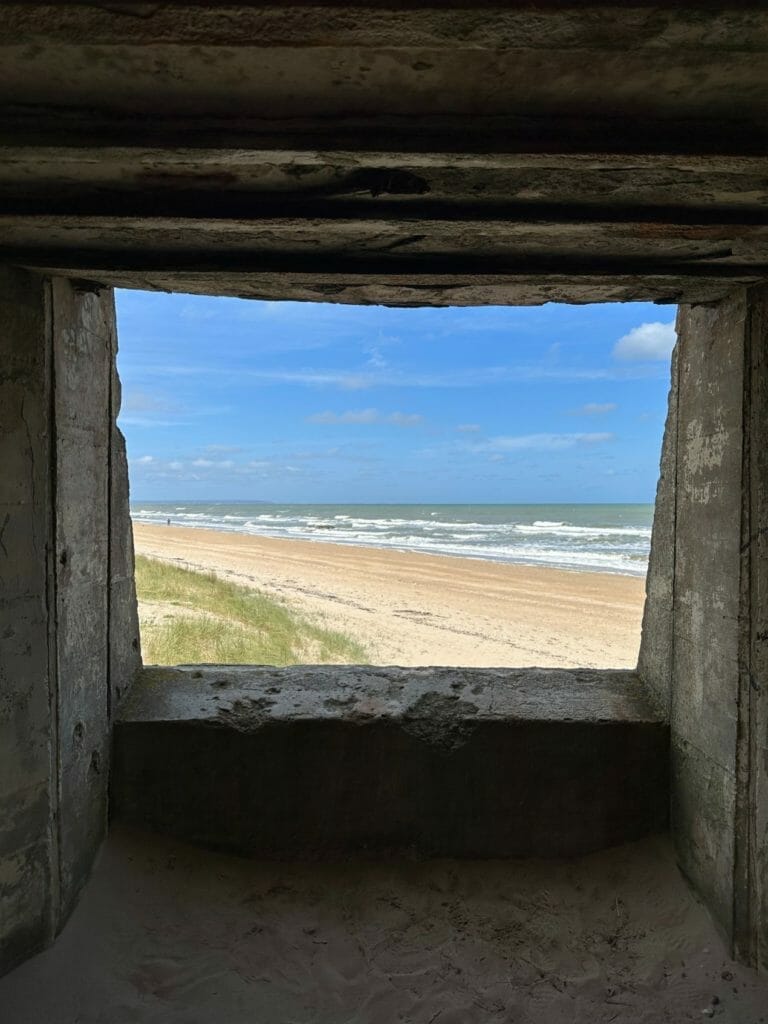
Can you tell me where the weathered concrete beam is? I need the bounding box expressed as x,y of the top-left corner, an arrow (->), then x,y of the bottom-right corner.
5,251 -> 764,279
112,666 -> 669,859
2,114 -> 767,159
5,258 -> 759,306
3,148 -> 767,188
2,218 -> 765,290
10,270 -> 744,306
4,198 -> 768,227
5,3 -> 768,50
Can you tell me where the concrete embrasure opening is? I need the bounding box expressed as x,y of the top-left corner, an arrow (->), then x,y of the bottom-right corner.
107,293 -> 677,868
117,293 -> 669,673
2,0 -> 768,995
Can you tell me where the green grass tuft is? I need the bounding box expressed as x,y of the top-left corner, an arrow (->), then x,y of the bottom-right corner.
135,555 -> 368,666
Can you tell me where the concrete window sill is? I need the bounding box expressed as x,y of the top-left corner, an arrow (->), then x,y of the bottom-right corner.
112,666 -> 669,859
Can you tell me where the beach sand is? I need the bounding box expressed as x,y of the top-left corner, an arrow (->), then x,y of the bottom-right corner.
133,523 -> 646,668
3,826 -> 766,1024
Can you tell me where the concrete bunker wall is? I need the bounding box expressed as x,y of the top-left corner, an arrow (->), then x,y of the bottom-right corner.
639,284 -> 768,973
1,266 -> 767,982
0,268 -> 140,976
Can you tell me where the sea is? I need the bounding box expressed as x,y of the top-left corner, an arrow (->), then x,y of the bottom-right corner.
131,503 -> 654,577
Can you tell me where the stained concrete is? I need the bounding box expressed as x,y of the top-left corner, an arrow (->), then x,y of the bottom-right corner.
1,0 -> 768,986
742,285 -> 768,974
638,285 -> 768,973
0,270 -> 140,977
0,267 -> 57,975
112,667 -> 668,860
1,4 -> 768,304
637,339 -> 678,720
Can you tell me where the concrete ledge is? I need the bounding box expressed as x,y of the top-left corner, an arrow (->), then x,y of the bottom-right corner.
112,666 -> 669,859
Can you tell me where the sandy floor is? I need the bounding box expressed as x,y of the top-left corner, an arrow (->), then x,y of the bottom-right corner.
1,828 -> 765,1023
133,523 -> 646,668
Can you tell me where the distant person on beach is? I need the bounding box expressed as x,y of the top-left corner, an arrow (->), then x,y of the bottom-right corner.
167,518 -> 170,526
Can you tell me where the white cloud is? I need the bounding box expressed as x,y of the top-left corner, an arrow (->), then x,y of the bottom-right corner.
308,408 -> 380,425
143,361 -> 667,390
120,414 -> 187,429
134,455 -> 154,464
203,444 -> 242,454
457,423 -> 481,433
120,392 -> 187,429
308,409 -> 423,427
179,302 -> 217,323
387,412 -> 424,428
366,346 -> 388,370
613,321 -> 676,361
122,391 -> 175,414
574,402 -> 618,416
191,458 -> 235,469
478,432 -> 614,453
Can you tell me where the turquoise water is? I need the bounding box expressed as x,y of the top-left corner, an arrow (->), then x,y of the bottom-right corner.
131,502 -> 654,576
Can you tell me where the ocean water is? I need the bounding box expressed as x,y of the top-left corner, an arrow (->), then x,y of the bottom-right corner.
131,503 -> 654,576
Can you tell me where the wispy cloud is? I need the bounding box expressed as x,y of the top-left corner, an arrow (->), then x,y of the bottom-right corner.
120,390 -> 185,428
203,444 -> 243,454
475,432 -> 614,453
308,409 -> 424,427
366,346 -> 388,370
123,391 -> 176,414
308,409 -> 380,425
139,362 -> 664,391
613,321 -> 676,361
456,423 -> 481,433
191,458 -> 235,469
120,416 -> 186,428
129,453 -> 310,482
388,412 -> 424,428
572,402 -> 618,416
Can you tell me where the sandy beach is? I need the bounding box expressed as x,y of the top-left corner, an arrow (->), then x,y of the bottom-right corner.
133,523 -> 646,668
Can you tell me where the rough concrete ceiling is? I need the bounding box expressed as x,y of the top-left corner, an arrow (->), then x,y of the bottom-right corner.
1,2 -> 767,305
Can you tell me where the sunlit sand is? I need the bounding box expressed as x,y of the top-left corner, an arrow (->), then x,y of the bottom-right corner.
133,523 -> 646,669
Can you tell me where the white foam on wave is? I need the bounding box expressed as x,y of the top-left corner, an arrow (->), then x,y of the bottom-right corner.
240,523 -> 648,575
131,506 -> 652,576
515,522 -> 651,538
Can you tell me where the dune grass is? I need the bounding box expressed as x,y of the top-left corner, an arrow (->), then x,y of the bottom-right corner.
135,555 -> 368,666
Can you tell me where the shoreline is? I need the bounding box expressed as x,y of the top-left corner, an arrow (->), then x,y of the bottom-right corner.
132,515 -> 648,579
133,522 -> 646,669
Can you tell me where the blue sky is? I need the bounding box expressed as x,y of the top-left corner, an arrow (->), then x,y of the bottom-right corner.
116,291 -> 675,504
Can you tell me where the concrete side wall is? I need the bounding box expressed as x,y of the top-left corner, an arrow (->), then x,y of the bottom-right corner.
672,294 -> 747,937
0,268 -> 56,974
0,270 -> 140,977
638,336 -> 679,718
109,355 -> 141,713
640,287 -> 768,973
51,281 -> 112,921
741,284 -> 768,973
